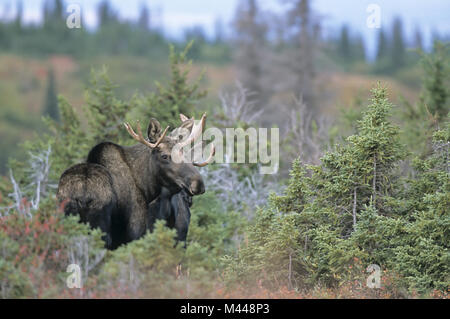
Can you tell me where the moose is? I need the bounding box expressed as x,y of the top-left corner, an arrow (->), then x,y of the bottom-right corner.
57,113 -> 214,249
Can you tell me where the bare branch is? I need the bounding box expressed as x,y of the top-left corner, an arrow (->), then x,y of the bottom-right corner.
218,81 -> 263,126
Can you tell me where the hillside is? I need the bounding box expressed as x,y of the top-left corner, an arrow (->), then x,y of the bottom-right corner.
0,54 -> 419,175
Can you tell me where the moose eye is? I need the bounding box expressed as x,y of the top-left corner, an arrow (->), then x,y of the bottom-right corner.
161,154 -> 169,160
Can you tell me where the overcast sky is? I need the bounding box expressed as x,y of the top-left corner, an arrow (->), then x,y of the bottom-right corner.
1,0 -> 449,58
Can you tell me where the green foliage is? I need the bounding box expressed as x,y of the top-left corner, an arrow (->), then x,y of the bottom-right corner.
269,159 -> 307,213
0,201 -> 105,298
9,41 -> 208,185
0,1 -> 231,63
399,41 -> 449,157
87,180 -> 243,296
419,42 -> 449,121
310,85 -> 405,230
42,68 -> 59,121
0,43 -> 243,298
392,122 -> 450,292
83,66 -> 132,145
8,95 -> 90,188
0,79 -> 43,174
375,29 -> 389,64
334,25 -> 366,70
100,215 -> 239,298
372,18 -> 425,79
391,17 -> 406,71
131,41 -> 208,127
222,208 -> 303,290
1,37 -> 448,298
104,221 -> 184,277
224,85 -> 449,295
188,191 -> 246,260
45,96 -> 89,178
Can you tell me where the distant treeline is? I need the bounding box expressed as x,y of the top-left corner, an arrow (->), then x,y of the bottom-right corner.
0,0 -> 447,71
0,0 -> 231,63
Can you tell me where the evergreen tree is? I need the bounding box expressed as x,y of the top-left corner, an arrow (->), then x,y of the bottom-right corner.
97,0 -> 117,27
420,41 -> 449,121
214,17 -> 225,44
233,0 -> 267,97
225,82 -> 448,294
353,35 -> 366,62
225,85 -> 407,289
391,17 -> 406,70
83,67 -> 131,145
286,0 -> 318,109
302,85 -> 405,230
43,0 -> 64,29
14,0 -> 23,30
338,25 -> 351,63
374,28 -> 391,74
376,28 -> 388,62
138,3 -> 150,30
132,42 -> 207,128
43,68 -> 59,122
44,96 -> 89,178
390,122 -> 449,292
414,27 -> 424,51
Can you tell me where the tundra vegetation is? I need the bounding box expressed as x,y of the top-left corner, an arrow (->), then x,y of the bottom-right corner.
0,41 -> 448,299
0,0 -> 449,299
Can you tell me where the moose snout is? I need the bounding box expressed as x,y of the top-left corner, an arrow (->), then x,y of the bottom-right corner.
189,178 -> 205,195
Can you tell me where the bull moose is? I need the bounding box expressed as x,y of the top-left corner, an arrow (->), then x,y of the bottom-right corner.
57,113 -> 214,249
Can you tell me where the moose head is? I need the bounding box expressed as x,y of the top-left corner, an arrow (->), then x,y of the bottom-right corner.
124,113 -> 215,197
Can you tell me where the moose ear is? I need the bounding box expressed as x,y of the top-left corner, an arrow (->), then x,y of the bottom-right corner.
179,118 -> 194,132
180,114 -> 189,122
169,117 -> 194,141
147,118 -> 162,143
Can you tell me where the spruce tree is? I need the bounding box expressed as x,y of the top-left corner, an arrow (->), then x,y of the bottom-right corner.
374,28 -> 391,74
305,84 -> 405,234
225,85 -> 407,289
391,17 -> 406,71
338,25 -> 351,64
354,35 -> 366,62
420,41 -> 449,121
233,0 -> 267,97
83,67 -> 131,145
43,68 -> 59,121
376,28 -> 388,62
131,42 -> 207,128
389,122 -> 449,292
414,28 -> 423,51
138,3 -> 150,31
400,41 -> 449,157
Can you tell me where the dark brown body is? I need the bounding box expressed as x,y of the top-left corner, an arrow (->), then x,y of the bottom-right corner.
148,188 -> 192,246
58,140 -> 204,249
57,116 -> 211,250
58,162 -> 117,248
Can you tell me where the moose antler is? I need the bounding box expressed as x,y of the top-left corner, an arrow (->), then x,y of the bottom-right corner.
124,120 -> 169,148
193,143 -> 215,167
177,113 -> 215,166
178,113 -> 207,148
